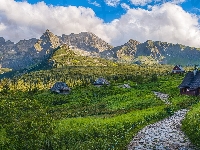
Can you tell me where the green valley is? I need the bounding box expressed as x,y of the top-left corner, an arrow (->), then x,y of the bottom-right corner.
0,46 -> 200,150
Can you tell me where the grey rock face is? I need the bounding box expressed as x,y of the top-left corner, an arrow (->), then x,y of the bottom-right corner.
0,29 -> 62,70
102,39 -> 200,65
60,32 -> 113,54
93,78 -> 110,86
0,37 -> 5,46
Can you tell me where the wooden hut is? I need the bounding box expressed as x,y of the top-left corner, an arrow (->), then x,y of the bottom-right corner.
50,82 -> 71,94
172,65 -> 185,74
178,70 -> 200,96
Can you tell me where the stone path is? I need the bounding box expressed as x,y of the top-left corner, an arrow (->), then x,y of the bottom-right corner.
128,109 -> 197,150
153,91 -> 171,105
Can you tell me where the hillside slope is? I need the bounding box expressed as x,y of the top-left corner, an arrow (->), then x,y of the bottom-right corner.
101,40 -> 200,65
50,44 -> 117,67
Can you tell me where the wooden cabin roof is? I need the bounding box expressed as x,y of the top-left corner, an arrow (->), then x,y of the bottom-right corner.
178,71 -> 200,89
172,65 -> 184,71
190,71 -> 200,89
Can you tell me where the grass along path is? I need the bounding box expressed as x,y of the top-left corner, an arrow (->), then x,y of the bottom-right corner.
52,106 -> 168,150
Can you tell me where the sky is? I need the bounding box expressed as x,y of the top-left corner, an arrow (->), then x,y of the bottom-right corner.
0,0 -> 200,47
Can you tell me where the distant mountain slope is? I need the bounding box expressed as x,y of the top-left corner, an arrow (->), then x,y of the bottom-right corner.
0,29 -> 61,70
0,30 -> 200,71
0,37 -> 38,69
101,39 -> 200,65
100,39 -> 140,62
0,44 -> 118,79
0,30 -> 114,70
135,40 -> 200,65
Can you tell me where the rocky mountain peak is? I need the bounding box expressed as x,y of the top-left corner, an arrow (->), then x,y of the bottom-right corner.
41,29 -> 60,46
42,29 -> 55,38
0,37 -> 5,46
125,39 -> 141,47
5,40 -> 14,45
60,32 -> 113,53
34,29 -> 60,52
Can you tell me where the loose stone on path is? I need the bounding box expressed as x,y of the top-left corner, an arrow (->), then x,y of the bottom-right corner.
128,109 -> 197,150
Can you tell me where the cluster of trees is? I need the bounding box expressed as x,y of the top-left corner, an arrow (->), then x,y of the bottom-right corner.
0,63 -> 175,92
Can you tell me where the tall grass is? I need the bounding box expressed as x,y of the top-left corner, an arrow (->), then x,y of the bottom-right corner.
182,102 -> 200,148
52,106 -> 168,150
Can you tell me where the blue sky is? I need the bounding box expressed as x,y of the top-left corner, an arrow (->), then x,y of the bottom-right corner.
0,0 -> 200,47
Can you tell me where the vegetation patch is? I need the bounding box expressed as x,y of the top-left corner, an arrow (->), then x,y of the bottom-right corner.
182,102 -> 200,149
53,106 -> 168,150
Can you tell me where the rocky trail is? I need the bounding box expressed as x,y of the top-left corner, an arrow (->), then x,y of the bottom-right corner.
128,109 -> 197,150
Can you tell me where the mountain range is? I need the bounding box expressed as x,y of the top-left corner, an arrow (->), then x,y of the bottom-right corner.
0,29 -> 200,71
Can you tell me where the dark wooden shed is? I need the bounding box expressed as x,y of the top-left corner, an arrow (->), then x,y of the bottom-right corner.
178,70 -> 200,96
172,65 -> 185,74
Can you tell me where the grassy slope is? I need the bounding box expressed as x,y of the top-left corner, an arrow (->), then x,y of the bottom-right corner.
1,81 -> 169,150
1,73 -> 200,150
50,46 -> 118,67
54,106 -> 168,150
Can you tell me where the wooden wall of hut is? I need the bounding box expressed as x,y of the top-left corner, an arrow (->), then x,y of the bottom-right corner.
180,88 -> 198,96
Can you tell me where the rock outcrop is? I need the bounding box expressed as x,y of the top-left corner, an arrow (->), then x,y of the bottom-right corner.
0,30 -> 61,70
60,32 -> 113,56
50,82 -> 71,94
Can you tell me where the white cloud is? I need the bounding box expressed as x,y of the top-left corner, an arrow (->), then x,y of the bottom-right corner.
147,5 -> 153,10
0,0 -> 109,42
0,0 -> 200,48
129,0 -> 186,6
121,3 -> 130,10
0,23 -> 7,31
88,0 -> 101,7
106,2 -> 200,47
170,0 -> 186,4
192,8 -> 200,13
104,0 -> 120,7
130,0 -> 153,6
